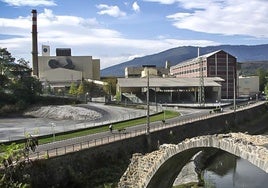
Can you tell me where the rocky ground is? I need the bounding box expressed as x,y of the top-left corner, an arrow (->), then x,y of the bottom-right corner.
24,105 -> 102,121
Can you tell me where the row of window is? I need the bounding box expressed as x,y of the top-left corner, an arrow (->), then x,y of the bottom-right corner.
172,59 -> 205,70
173,67 -> 207,75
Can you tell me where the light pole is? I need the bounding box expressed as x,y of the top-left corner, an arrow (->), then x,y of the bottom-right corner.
85,92 -> 89,103
50,122 -> 56,142
146,67 -> 150,135
164,102 -> 166,121
233,66 -> 236,112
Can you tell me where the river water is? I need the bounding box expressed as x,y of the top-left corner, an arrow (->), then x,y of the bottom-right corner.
203,152 -> 268,188
203,132 -> 268,188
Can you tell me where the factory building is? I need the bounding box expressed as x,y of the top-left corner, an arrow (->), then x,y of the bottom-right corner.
30,9 -> 100,92
238,75 -> 259,98
38,46 -> 100,89
117,66 -> 223,104
170,50 -> 237,99
125,61 -> 170,78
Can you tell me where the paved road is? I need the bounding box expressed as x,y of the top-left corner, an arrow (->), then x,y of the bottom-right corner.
0,103 -> 147,142
32,105 -> 211,157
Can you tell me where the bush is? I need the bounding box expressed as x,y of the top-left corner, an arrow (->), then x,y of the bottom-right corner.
0,104 -> 19,115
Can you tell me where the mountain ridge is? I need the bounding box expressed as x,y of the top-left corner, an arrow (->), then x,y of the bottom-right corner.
101,44 -> 268,77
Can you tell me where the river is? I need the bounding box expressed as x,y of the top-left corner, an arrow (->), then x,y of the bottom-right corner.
203,132 -> 268,188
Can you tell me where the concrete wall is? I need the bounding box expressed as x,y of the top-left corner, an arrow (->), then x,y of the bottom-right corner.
92,59 -> 100,80
38,56 -> 100,81
39,68 -> 82,83
24,103 -> 268,187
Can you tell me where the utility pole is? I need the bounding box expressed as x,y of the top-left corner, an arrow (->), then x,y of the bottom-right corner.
198,48 -> 205,106
146,67 -> 150,135
233,66 -> 236,112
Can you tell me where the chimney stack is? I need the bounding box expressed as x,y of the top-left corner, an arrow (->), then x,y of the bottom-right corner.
32,9 -> 38,76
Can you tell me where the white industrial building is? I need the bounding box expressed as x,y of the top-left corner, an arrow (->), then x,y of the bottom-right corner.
238,76 -> 259,98
38,45 -> 100,89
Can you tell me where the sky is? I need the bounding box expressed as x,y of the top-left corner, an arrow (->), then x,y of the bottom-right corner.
0,0 -> 268,69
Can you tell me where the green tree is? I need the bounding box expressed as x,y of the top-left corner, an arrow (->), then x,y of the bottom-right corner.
0,141 -> 37,188
10,76 -> 42,104
256,68 -> 268,92
83,81 -> 94,93
102,77 -> 117,95
0,48 -> 43,114
77,82 -> 85,95
69,82 -> 77,96
0,74 -> 9,90
265,83 -> 268,97
0,48 -> 15,76
16,58 -> 30,68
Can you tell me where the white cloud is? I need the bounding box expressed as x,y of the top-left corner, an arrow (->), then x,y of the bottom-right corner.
164,0 -> 268,38
143,0 -> 179,4
144,0 -> 268,38
97,4 -> 126,17
132,1 -> 140,12
1,0 -> 56,6
0,8 -> 218,69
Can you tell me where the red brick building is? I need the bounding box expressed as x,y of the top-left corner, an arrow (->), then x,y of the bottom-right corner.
170,50 -> 237,99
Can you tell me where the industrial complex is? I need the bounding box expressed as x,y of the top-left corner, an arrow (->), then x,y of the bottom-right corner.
29,9 -> 259,104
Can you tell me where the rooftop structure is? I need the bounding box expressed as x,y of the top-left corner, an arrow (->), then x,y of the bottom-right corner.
125,61 -> 170,78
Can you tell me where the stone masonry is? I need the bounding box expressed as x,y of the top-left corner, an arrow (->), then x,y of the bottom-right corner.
118,133 -> 268,188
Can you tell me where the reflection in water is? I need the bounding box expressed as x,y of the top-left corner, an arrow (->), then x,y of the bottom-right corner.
203,152 -> 268,188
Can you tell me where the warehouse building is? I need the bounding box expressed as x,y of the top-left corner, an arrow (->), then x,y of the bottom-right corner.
170,50 -> 237,99
117,66 -> 224,104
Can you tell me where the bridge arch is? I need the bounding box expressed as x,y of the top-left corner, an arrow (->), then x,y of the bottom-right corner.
118,133 -> 268,188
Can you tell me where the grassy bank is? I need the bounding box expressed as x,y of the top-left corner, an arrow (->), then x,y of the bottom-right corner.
38,110 -> 179,144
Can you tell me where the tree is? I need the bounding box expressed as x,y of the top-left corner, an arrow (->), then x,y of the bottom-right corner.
0,74 -> 9,89
0,48 -> 15,76
265,83 -> 268,97
101,77 -> 117,95
0,141 -> 36,187
256,68 -> 268,92
69,82 -> 77,96
16,58 -> 30,68
0,48 -> 42,113
77,82 -> 85,96
10,76 -> 42,104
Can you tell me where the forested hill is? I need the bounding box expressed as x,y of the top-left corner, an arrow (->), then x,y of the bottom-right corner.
101,44 -> 268,77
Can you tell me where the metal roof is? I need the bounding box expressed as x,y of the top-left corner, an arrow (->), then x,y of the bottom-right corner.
117,77 -> 223,88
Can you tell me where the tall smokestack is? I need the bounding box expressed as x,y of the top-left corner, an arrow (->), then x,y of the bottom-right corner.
31,9 -> 38,77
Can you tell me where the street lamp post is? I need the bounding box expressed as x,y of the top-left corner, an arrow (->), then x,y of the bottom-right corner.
85,92 -> 89,103
146,67 -> 150,135
233,66 -> 236,112
164,102 -> 167,121
50,122 -> 56,142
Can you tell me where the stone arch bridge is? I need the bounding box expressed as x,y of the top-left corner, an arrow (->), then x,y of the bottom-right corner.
118,133 -> 268,188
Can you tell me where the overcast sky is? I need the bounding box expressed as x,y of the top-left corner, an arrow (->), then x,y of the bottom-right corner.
0,0 -> 268,69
